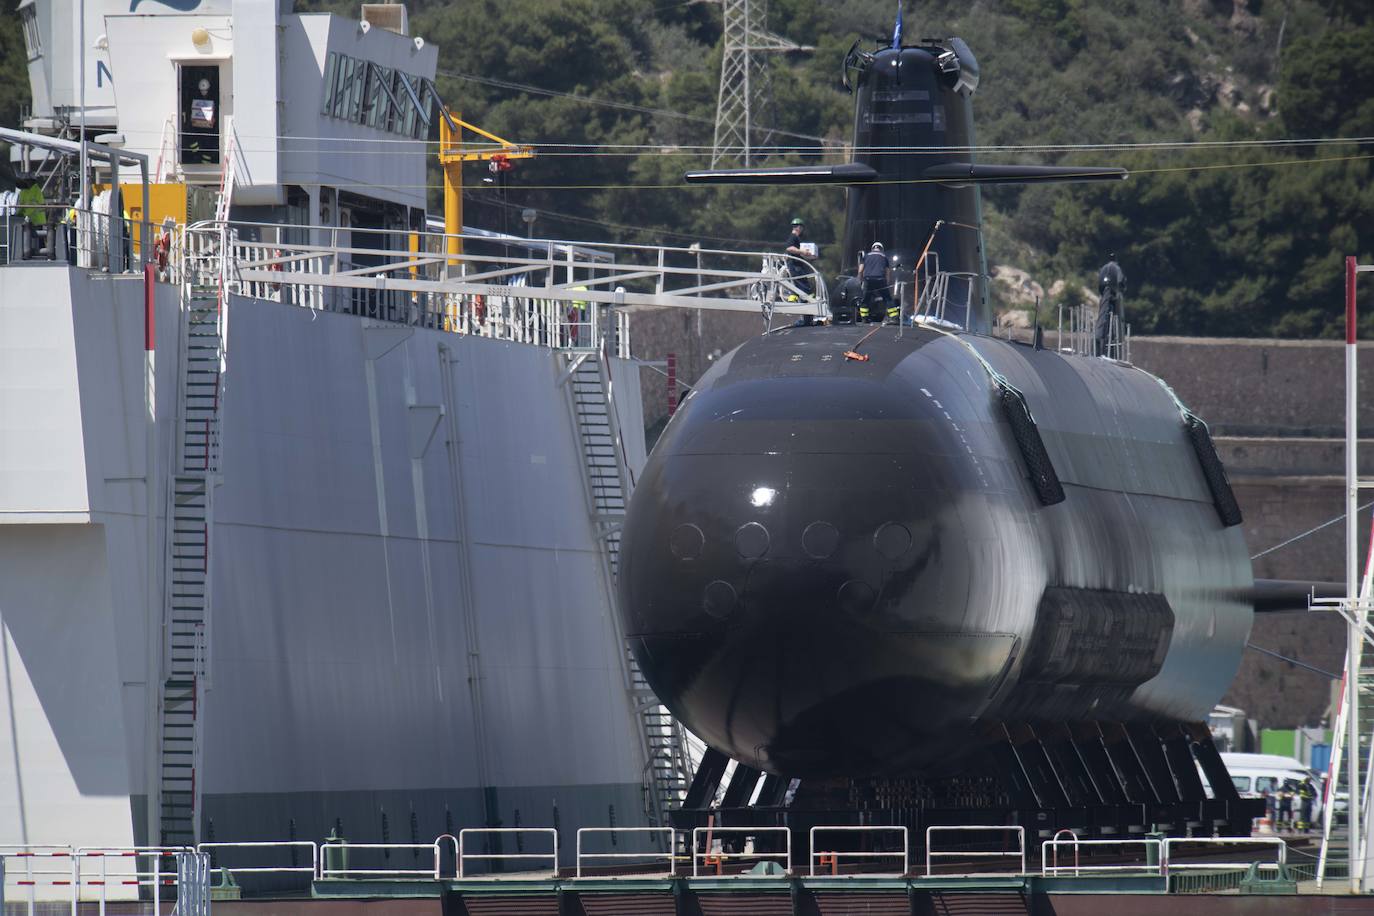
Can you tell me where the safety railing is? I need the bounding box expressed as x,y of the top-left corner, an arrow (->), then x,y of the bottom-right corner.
219,228 -> 638,358
318,841 -> 443,880
909,251 -> 979,331
204,219 -> 825,355
198,841 -> 319,881
575,828 -> 676,878
691,826 -> 791,877
808,826 -> 908,877
457,828 -> 559,879
1057,300 -> 1130,361
924,826 -> 1025,877
0,203 -> 153,273
1,847 -> 211,914
73,847 -> 189,910
1,846 -> 74,911
1160,836 -> 1286,874
1040,835 -> 1164,876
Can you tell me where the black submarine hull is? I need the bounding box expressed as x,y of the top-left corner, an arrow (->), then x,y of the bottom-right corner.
619,325 -> 1253,778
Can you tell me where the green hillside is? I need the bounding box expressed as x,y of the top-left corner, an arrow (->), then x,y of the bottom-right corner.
3,0 -> 1368,336
415,0 -> 1373,339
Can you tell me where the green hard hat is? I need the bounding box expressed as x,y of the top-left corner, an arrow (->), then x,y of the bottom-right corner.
791,217 -> 804,225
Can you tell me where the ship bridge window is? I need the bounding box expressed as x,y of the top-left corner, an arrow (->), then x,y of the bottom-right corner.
320,51 -> 434,139
19,1 -> 40,60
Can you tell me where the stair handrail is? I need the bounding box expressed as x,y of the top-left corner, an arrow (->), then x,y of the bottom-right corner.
1316,513 -> 1374,888
191,624 -> 205,844
214,120 -> 240,224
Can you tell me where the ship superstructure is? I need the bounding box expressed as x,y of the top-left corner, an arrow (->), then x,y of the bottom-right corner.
0,0 -> 827,877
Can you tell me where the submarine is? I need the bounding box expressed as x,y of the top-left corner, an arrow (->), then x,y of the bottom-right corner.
618,24 -> 1262,812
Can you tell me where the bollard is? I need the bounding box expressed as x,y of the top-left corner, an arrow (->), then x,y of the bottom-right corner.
1146,832 -> 1164,870
322,829 -> 349,878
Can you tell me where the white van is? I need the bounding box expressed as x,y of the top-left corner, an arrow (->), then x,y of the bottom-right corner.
1219,752 -> 1323,821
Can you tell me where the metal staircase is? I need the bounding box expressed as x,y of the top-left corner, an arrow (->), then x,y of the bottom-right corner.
157,220 -> 229,847
566,349 -> 692,826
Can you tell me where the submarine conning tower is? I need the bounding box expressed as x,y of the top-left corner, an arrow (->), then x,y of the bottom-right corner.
686,32 -> 1124,333
843,39 -> 990,333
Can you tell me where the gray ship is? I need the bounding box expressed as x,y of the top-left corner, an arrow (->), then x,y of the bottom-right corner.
0,1 -> 825,876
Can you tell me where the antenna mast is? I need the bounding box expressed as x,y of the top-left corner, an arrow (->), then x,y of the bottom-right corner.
711,0 -> 808,167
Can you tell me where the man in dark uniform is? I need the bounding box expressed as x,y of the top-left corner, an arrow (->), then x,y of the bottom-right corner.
783,217 -> 818,297
1298,777 -> 1316,832
832,275 -> 862,324
1094,252 -> 1126,356
858,242 -> 891,323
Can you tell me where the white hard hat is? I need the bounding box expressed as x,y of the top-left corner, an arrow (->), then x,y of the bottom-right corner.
871,242 -> 884,252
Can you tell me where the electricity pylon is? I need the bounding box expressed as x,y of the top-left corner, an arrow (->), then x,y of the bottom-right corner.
711,0 -> 811,167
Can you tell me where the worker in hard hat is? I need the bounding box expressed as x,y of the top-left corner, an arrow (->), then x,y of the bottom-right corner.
783,217 -> 819,296
857,242 -> 892,323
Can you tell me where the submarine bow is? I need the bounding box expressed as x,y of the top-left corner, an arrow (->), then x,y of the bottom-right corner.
617,326 -> 1252,778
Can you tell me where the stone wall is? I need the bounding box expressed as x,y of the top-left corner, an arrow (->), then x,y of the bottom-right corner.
1128,336 -> 1374,437
626,305 -> 765,438
1128,337 -> 1357,728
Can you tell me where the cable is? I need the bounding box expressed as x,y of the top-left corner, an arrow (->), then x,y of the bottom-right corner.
292,151 -> 1374,191
1251,501 -> 1374,561
436,68 -> 829,144
110,126 -> 1374,157
1245,642 -> 1340,680
461,193 -> 780,247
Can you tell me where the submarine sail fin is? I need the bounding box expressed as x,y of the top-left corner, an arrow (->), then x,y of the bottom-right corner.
922,163 -> 1128,186
685,162 -> 880,185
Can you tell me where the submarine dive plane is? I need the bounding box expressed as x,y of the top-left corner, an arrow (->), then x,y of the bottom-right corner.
618,27 -> 1265,832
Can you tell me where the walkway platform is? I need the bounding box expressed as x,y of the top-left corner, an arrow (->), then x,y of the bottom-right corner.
200,873 -> 1365,916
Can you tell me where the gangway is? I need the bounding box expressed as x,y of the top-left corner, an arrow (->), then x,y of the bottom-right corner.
221,221 -> 827,329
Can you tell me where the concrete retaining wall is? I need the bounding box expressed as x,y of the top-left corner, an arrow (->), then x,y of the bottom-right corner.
1129,336 -> 1374,438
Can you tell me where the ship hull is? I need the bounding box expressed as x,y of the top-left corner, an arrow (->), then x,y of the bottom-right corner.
0,265 -> 652,858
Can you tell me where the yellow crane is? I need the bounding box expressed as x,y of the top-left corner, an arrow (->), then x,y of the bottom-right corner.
438,108 -> 535,258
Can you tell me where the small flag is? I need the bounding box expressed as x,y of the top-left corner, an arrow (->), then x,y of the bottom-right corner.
892,1 -> 903,48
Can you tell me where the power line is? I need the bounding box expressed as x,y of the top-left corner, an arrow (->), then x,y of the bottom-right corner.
438,69 -> 717,126
292,151 -> 1374,191
108,123 -> 1374,156
462,192 -> 779,247
435,67 -> 829,144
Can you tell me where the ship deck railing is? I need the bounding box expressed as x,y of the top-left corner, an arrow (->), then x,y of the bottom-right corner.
0,846 -> 212,914
690,826 -> 792,877
2,829 -> 1305,903
172,219 -> 830,360
576,828 -> 676,878
0,204 -> 155,274
456,828 -> 558,879
926,825 -> 1026,877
